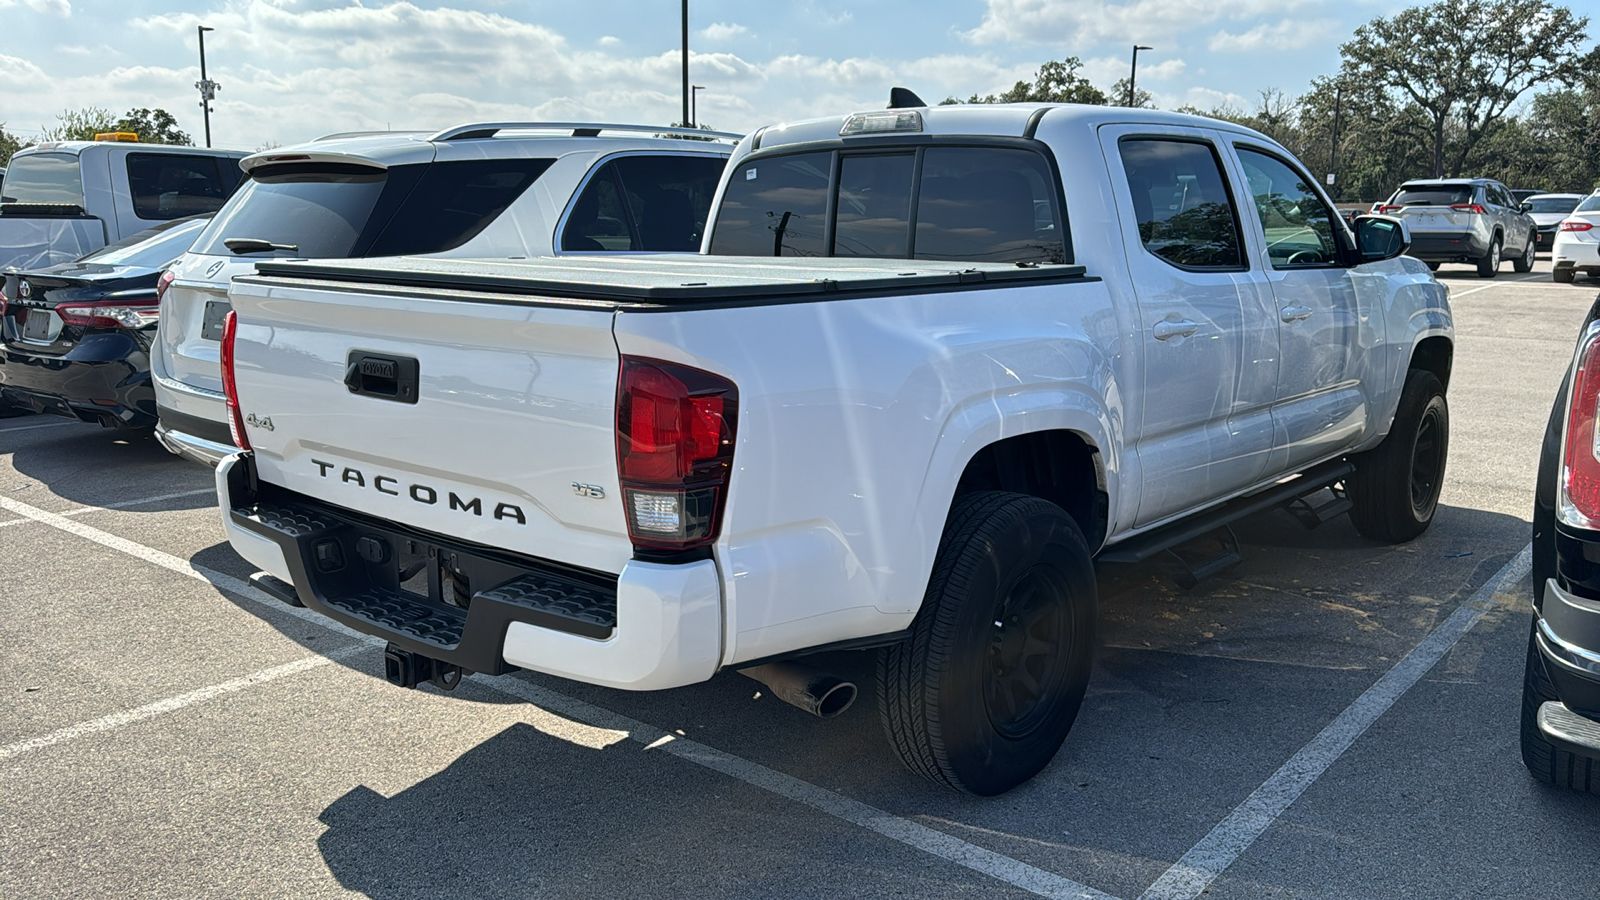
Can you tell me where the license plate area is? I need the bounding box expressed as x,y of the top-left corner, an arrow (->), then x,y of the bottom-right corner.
200,299 -> 230,342
23,309 -> 53,342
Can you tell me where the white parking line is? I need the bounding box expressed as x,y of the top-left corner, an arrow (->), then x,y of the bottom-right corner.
0,647 -> 365,762
0,491 -> 1119,900
0,487 -> 215,528
1137,543 -> 1533,900
1448,273 -> 1548,300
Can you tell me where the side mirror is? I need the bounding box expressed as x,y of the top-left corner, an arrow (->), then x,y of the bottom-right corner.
1521,201 -> 1534,213
1353,214 -> 1410,263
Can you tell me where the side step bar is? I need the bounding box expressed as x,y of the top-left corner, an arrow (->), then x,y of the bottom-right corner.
1097,459 -> 1355,565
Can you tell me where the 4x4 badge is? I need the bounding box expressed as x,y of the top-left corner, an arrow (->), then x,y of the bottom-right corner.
244,413 -> 274,431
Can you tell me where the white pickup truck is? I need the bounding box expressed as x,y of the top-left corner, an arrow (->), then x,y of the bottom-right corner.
215,102 -> 1453,795
0,139 -> 246,272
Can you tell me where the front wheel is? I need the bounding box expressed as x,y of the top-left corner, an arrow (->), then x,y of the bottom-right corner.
877,492 -> 1097,795
1476,236 -> 1502,278
1347,369 -> 1449,542
1513,235 -> 1536,273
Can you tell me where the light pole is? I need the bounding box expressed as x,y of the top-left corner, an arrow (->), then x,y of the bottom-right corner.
195,26 -> 220,148
680,0 -> 690,127
1328,83 -> 1343,199
691,85 -> 706,127
1128,45 -> 1152,108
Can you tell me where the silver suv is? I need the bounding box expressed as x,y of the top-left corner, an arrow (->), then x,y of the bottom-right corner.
1380,178 -> 1536,277
153,122 -> 737,464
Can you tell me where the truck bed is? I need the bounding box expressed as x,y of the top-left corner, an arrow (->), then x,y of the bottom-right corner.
247,254 -> 1091,309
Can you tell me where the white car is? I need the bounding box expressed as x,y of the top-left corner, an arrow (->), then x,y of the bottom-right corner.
1523,192 -> 1585,254
1552,191 -> 1600,283
213,101 -> 1452,795
153,122 -> 737,464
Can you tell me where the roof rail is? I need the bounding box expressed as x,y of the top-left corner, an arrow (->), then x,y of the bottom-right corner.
427,122 -> 742,143
312,130 -> 430,142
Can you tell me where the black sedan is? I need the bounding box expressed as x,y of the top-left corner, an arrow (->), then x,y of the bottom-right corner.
1529,295 -> 1600,794
0,216 -> 210,429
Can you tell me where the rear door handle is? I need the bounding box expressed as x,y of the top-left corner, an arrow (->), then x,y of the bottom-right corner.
1152,320 -> 1199,341
1280,306 -> 1314,323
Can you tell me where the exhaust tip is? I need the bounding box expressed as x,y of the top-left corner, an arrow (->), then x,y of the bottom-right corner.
813,679 -> 857,718
739,662 -> 857,719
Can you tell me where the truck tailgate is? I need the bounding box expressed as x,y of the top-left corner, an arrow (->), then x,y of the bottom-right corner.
226,276 -> 630,576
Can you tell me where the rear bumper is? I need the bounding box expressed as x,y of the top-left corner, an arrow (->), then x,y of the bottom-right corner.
155,403 -> 237,466
0,334 -> 155,428
1553,238 -> 1600,271
1405,231 -> 1492,262
1536,578 -> 1600,718
217,453 -> 722,691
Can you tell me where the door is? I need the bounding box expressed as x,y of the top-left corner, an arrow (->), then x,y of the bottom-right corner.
1227,143 -> 1378,471
1098,126 -> 1279,527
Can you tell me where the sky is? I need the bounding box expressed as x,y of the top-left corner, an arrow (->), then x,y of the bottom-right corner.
0,0 -> 1595,151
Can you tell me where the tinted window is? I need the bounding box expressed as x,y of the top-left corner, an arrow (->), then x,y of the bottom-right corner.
1,153 -> 83,206
367,158 -> 552,257
82,216 -> 209,267
1527,196 -> 1581,214
709,151 -> 831,257
833,154 -> 914,258
1576,194 -> 1600,214
1236,148 -> 1339,268
1118,139 -> 1243,269
191,163 -> 392,258
563,155 -> 725,252
1393,184 -> 1475,206
915,147 -> 1063,263
127,153 -> 230,220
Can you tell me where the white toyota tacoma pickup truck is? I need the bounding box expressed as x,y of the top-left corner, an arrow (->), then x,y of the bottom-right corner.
215,102 -> 1453,795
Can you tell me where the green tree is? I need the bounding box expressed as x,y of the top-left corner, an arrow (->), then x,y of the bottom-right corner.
113,108 -> 192,145
1340,0 -> 1589,177
1108,78 -> 1155,110
0,124 -> 25,167
38,106 -> 117,142
952,58 -> 1110,106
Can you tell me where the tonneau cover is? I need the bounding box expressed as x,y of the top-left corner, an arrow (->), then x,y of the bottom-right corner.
247,254 -> 1089,306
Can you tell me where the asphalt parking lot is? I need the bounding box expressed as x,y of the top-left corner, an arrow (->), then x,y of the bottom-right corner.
4,259 -> 1599,899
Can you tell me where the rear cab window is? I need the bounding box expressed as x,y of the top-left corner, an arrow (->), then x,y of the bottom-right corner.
1,153 -> 84,207
126,153 -> 235,221
190,158 -> 552,259
708,144 -> 1066,263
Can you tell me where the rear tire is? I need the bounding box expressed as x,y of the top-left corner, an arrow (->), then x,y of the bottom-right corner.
1476,236 -> 1502,278
1520,625 -> 1600,793
1555,266 -> 1576,284
1512,236 -> 1536,273
1425,261 -> 1441,272
877,491 -> 1097,796
1347,369 -> 1449,543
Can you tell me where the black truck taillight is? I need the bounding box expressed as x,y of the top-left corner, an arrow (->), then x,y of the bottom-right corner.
220,310 -> 251,451
615,356 -> 738,551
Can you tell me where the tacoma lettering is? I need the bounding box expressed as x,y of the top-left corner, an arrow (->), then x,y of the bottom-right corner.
309,462 -> 524,525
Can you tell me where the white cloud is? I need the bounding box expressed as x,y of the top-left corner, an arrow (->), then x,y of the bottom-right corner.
966,0 -> 1321,47
700,22 -> 748,42
1208,19 -> 1335,52
1080,55 -> 1187,86
598,35 -> 621,47
0,0 -> 71,16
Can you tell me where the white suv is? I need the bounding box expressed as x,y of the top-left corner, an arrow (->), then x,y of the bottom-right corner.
153,122 -> 736,464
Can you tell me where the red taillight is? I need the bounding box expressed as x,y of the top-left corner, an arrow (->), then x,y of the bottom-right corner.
1380,205 -> 1404,214
1560,221 -> 1594,232
156,269 -> 175,302
1449,203 -> 1488,214
1561,327 -> 1600,528
55,298 -> 160,329
615,356 -> 737,551
219,310 -> 251,451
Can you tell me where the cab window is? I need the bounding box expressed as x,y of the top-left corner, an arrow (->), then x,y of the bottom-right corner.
1235,147 -> 1340,268
707,151 -> 831,257
1117,138 -> 1244,270
127,153 -> 233,220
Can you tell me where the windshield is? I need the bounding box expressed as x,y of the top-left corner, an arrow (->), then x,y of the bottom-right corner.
1393,184 -> 1475,207
1,152 -> 83,206
82,217 -> 211,267
1527,197 -> 1581,214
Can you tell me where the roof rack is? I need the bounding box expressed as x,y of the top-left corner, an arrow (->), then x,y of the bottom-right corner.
312,130 -> 430,142
427,122 -> 742,143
